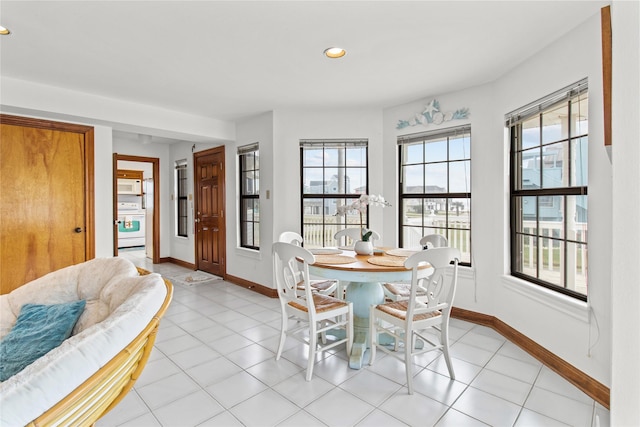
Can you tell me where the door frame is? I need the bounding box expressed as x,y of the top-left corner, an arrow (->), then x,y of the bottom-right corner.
113,153 -> 160,264
1,114 -> 95,260
194,146 -> 226,277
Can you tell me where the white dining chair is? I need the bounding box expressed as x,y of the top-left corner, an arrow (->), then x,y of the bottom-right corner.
333,228 -> 381,248
383,234 -> 449,302
420,233 -> 448,250
369,247 -> 461,394
277,231 -> 338,296
273,242 -> 353,381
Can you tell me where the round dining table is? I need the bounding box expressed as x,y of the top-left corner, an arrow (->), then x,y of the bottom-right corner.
308,248 -> 425,369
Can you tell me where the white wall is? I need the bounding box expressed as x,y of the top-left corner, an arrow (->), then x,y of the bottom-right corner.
1,77 -> 235,142
610,1 -> 640,424
94,125 -> 115,258
382,11 -> 611,386
226,112 -> 273,283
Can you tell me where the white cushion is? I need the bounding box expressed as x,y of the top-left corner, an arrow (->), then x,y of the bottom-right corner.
0,258 -> 167,426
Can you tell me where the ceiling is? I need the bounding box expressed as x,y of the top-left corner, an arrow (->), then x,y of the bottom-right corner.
1,1 -> 607,128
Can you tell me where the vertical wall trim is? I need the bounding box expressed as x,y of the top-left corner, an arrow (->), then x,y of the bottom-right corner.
601,5 -> 612,147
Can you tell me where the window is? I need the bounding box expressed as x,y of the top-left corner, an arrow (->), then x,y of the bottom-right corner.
398,126 -> 471,265
239,143 -> 260,249
175,160 -> 188,237
508,79 -> 588,300
301,139 -> 368,248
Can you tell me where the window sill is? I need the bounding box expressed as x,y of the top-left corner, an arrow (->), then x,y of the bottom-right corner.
500,275 -> 589,322
235,246 -> 261,260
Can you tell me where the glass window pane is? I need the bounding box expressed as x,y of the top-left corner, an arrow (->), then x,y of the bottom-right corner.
324,168 -> 339,194
254,170 -> 260,193
401,225 -> 424,248
304,148 -> 324,167
303,168 -> 323,194
572,94 -> 589,136
572,137 -> 588,186
449,160 -> 470,193
242,199 -> 253,222
518,196 -> 537,234
514,234 -> 537,278
449,198 -> 470,228
424,198 -> 447,228
242,171 -> 255,195
567,195 -> 588,242
244,153 -> 255,170
449,134 -> 471,161
346,147 -> 366,167
244,221 -> 253,246
539,196 -> 563,231
567,241 -> 588,296
253,222 -> 260,247
403,141 -> 423,164
402,198 -> 423,228
425,163 -> 447,192
520,147 -> 540,189
403,164 -> 423,193
542,103 -> 568,144
324,147 -> 341,167
539,238 -> 562,286
541,142 -> 567,189
425,138 -> 447,162
521,116 -> 540,149
345,168 -> 366,194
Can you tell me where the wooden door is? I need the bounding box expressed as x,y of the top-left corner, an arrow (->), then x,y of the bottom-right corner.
194,147 -> 225,277
0,115 -> 94,294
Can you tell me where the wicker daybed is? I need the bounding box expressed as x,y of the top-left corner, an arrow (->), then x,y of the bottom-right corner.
0,258 -> 173,426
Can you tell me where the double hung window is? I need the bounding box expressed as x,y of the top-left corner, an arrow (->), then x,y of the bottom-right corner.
398,126 -> 471,265
300,140 -> 368,248
508,79 -> 588,300
175,160 -> 188,237
239,143 -> 260,249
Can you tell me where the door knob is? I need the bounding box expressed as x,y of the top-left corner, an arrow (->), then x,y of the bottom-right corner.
74,227 -> 83,233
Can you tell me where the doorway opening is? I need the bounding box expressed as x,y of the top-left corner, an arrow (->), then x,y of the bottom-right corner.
113,154 -> 160,264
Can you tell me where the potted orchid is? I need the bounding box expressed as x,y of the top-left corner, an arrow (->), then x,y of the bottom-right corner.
336,194 -> 391,254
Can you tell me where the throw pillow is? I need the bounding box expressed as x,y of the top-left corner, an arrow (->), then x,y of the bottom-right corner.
0,299 -> 86,381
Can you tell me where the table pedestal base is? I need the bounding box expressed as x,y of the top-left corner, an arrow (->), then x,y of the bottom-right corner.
344,281 -> 396,369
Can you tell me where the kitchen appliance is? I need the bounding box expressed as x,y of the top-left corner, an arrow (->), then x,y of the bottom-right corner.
117,178 -> 142,195
117,202 -> 145,248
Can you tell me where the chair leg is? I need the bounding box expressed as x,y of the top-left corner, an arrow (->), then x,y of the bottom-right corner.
441,320 -> 455,380
306,321 -> 318,381
276,313 -> 287,360
405,331 -> 414,394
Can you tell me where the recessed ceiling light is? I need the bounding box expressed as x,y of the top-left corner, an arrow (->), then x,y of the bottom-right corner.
0,26 -> 10,36
324,47 -> 346,59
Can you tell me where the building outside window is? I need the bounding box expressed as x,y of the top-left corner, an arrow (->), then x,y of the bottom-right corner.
398,125 -> 471,265
239,143 -> 260,249
507,79 -> 588,300
175,160 -> 188,237
300,139 -> 368,248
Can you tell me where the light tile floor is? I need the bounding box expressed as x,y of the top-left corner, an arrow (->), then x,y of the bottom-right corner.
98,250 -> 610,427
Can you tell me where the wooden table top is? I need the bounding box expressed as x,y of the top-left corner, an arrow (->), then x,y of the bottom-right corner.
311,248 -> 428,272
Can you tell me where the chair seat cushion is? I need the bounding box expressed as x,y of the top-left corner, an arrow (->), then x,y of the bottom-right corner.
383,283 -> 427,298
297,279 -> 337,292
288,293 -> 347,313
0,300 -> 86,381
375,300 -> 441,321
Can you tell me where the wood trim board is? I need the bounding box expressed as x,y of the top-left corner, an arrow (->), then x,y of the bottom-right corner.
451,307 -> 610,409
